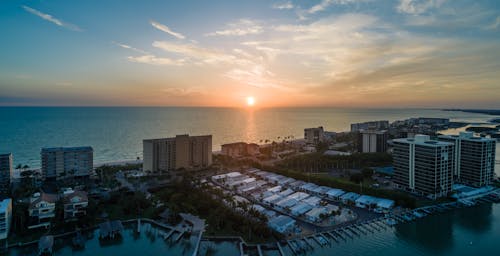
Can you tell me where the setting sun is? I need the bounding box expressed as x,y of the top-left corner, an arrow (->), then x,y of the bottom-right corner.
246,96 -> 255,106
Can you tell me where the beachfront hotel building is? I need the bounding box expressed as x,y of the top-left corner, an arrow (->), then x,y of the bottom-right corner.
0,153 -> 13,197
0,198 -> 12,239
143,134 -> 212,172
41,147 -> 93,180
358,130 -> 388,153
304,127 -> 325,144
438,132 -> 496,187
393,135 -> 454,199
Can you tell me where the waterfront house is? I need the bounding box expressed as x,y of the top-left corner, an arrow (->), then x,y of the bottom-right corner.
340,192 -> 360,205
63,190 -> 89,220
290,202 -> 314,216
28,192 -> 58,229
326,189 -> 345,200
305,207 -> 329,223
375,199 -> 395,213
268,215 -> 296,234
355,195 -> 379,209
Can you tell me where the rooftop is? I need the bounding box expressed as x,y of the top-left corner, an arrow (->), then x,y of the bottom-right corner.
41,146 -> 93,152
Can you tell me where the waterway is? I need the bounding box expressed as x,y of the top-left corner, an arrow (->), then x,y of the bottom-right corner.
6,202 -> 500,255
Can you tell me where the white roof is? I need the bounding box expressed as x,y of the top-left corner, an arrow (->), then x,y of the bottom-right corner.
340,192 -> 361,201
267,185 -> 282,193
242,177 -> 256,183
355,195 -> 378,205
376,199 -> 395,209
290,203 -> 314,215
287,192 -> 310,201
326,189 -> 345,197
252,204 -> 266,212
303,196 -> 321,206
263,194 -> 283,203
305,207 -> 328,218
276,198 -> 298,208
278,189 -> 294,197
226,172 -> 243,177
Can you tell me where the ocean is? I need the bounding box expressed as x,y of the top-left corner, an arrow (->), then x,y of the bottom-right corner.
2,106 -> 500,255
0,107 -> 498,172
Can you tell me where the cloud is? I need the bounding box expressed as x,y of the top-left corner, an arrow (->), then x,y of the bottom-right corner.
396,0 -> 446,15
308,0 -> 366,14
22,5 -> 82,31
127,55 -> 184,66
486,16 -> 500,30
112,41 -> 149,54
273,2 -> 294,10
205,19 -> 263,36
152,41 -> 243,64
150,20 -> 185,39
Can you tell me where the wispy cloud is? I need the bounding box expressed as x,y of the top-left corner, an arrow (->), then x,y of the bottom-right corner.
152,41 -> 241,64
273,1 -> 294,10
127,55 -> 185,66
22,5 -> 82,31
396,0 -> 446,15
112,41 -> 149,54
150,20 -> 185,39
486,16 -> 500,30
206,19 -> 263,36
308,0 -> 365,14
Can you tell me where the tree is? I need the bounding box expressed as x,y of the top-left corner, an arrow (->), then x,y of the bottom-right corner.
362,167 -> 374,178
350,173 -> 364,184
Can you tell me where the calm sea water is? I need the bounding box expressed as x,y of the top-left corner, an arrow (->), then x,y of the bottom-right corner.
7,203 -> 500,256
0,107 -> 497,171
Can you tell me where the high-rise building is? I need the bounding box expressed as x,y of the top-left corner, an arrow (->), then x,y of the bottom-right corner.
351,120 -> 389,132
304,127 -> 325,144
393,135 -> 454,200
438,132 -> 496,187
0,153 -> 13,197
358,130 -> 388,153
143,134 -> 212,172
0,198 -> 12,239
41,147 -> 93,180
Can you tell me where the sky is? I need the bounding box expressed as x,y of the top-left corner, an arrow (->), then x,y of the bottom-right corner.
1,0 -> 500,108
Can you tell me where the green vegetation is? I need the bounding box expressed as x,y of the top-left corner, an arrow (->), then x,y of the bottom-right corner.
280,152 -> 393,172
152,173 -> 278,242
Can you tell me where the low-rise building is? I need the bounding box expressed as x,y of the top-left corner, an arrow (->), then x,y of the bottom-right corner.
0,198 -> 12,240
28,192 -> 58,229
63,190 -> 88,220
305,207 -> 329,222
340,192 -> 361,205
290,203 -> 314,216
375,199 -> 395,213
326,189 -> 345,200
268,215 -> 296,233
